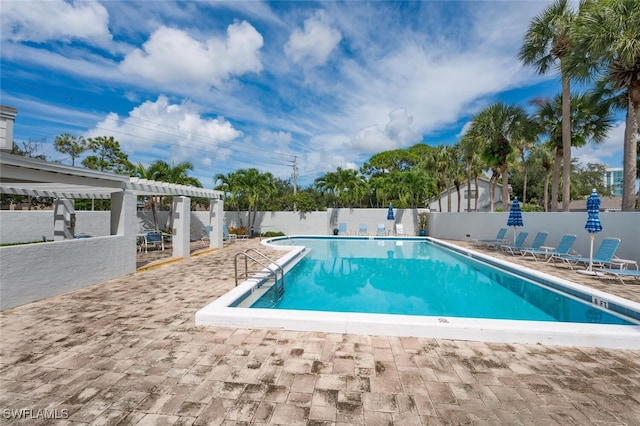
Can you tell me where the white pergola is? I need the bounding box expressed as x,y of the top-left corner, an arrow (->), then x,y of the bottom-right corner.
0,151 -> 225,311
0,152 -> 222,200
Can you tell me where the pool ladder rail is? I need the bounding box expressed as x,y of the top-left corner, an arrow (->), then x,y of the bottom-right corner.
234,248 -> 285,302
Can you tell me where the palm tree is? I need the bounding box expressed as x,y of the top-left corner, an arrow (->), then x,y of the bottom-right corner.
214,171 -> 245,226
426,145 -> 451,212
470,102 -> 536,211
314,167 -> 364,208
150,160 -> 202,231
237,168 -> 277,233
570,0 -> 640,211
448,145 -> 467,212
533,92 -> 613,209
459,132 -> 486,212
511,130 -> 539,205
132,161 -> 167,229
519,0 -> 580,211
528,144 -> 556,211
156,160 -> 201,187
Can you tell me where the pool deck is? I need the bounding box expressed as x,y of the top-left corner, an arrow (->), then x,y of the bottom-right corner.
1,238 -> 639,424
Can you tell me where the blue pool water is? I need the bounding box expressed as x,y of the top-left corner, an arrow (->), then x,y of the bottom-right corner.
248,237 -> 633,325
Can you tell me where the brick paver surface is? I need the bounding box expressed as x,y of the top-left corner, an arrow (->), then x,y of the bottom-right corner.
1,238 -> 639,425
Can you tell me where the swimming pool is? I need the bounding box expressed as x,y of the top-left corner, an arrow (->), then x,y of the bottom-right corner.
195,236 -> 640,349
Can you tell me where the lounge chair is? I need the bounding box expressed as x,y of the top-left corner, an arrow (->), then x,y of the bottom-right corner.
473,228 -> 508,247
201,226 -> 211,247
339,223 -> 348,235
501,231 -> 547,256
376,223 -> 386,236
395,224 -> 405,236
499,231 -> 530,255
358,223 -> 368,235
143,231 -> 164,252
596,267 -> 640,284
222,224 -> 237,243
521,234 -> 577,262
553,237 -> 621,271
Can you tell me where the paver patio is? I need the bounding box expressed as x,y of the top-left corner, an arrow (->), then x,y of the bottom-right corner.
1,238 -> 639,425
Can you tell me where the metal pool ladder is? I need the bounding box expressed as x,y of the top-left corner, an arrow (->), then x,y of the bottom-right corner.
234,249 -> 285,301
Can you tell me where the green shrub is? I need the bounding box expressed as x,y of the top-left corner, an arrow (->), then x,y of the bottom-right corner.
261,231 -> 285,237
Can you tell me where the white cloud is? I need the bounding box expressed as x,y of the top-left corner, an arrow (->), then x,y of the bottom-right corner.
573,121 -> 626,168
285,11 -> 342,67
352,109 -> 420,153
84,96 -> 243,165
258,130 -> 293,150
1,0 -> 111,45
120,21 -> 263,86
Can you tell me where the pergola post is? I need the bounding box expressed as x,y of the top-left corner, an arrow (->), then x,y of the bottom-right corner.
172,196 -> 191,259
53,198 -> 75,240
111,190 -> 137,274
210,199 -> 223,249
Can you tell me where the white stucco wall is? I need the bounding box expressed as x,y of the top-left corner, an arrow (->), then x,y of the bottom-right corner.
428,211 -> 640,262
0,210 -> 110,244
0,235 -> 131,310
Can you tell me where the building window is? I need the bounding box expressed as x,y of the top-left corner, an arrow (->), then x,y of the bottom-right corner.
464,190 -> 477,199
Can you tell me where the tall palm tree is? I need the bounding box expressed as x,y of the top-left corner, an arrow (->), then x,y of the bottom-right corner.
533,92 -> 613,209
570,0 -> 640,211
511,131 -> 539,205
519,0 -> 580,211
470,102 -> 536,211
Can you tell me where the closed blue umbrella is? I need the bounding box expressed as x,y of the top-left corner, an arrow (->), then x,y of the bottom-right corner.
387,203 -> 394,220
584,189 -> 602,272
507,197 -> 523,244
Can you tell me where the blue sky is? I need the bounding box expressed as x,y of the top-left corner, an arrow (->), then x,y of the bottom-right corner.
0,0 -> 626,188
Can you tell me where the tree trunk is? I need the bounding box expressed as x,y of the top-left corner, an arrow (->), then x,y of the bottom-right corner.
543,171 -> 551,212
501,164 -> 510,211
466,163 -> 472,212
489,175 -> 496,212
521,153 -> 528,205
474,175 -> 479,212
622,93 -> 639,211
561,72 -> 571,211
551,148 -> 562,212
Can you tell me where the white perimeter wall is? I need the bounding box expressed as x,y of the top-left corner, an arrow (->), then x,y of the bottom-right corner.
2,209 -> 637,259
429,211 -> 640,262
0,210 -> 111,243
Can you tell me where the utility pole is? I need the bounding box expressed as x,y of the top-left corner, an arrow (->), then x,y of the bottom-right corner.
292,155 -> 298,196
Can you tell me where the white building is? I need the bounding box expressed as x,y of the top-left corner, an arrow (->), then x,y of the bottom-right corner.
604,167 -> 624,197
427,177 -> 503,212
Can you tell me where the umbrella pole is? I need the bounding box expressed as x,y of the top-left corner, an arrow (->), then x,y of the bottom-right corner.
587,233 -> 594,272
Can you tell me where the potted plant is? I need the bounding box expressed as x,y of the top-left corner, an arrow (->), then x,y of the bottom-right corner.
417,212 -> 429,236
